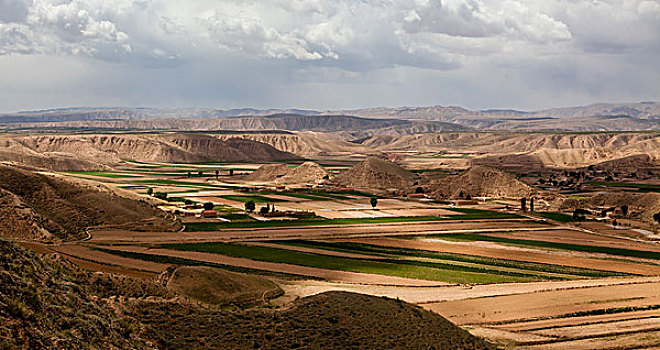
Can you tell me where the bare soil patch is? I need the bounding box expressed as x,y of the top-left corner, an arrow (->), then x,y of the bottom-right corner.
424,281 -> 660,325
348,237 -> 660,275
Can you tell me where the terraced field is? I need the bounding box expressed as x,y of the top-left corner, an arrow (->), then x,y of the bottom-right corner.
35,159 -> 660,349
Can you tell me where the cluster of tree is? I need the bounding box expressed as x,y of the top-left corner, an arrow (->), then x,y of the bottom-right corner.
259,203 -> 277,215
520,197 -> 534,212
187,169 -> 234,178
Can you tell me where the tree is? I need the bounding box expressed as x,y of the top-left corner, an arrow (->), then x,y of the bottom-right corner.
370,196 -> 378,209
530,197 -> 535,212
203,202 -> 214,211
184,199 -> 193,205
621,205 -> 629,216
229,169 -> 234,176
271,203 -> 276,212
146,187 -> 153,196
415,187 -> 424,194
653,212 -> 660,225
259,206 -> 269,215
215,170 -> 219,179
187,171 -> 192,178
245,200 -> 256,213
520,197 -> 527,212
198,171 -> 203,177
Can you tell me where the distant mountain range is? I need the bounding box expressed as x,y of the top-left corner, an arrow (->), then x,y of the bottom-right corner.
1,102 -> 658,132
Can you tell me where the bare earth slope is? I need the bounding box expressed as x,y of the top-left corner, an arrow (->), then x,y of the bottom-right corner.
167,266 -> 283,306
275,161 -> 329,185
243,164 -> 290,182
0,165 -> 180,241
0,241 -> 492,350
131,291 -> 493,350
333,157 -> 418,189
215,132 -> 375,156
363,132 -> 660,168
0,134 -> 299,170
428,165 -> 536,198
0,240 -> 151,349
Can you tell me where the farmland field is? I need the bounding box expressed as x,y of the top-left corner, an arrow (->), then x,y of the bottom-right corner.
17,157 -> 660,349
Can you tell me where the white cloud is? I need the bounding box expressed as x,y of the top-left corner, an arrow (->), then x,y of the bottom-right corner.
0,0 -> 658,111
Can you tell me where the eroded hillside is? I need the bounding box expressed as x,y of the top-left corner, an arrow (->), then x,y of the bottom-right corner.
0,134 -> 299,170
0,165 -> 180,241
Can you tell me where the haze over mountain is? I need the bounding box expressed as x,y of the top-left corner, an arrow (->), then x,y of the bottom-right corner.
1,102 -> 658,132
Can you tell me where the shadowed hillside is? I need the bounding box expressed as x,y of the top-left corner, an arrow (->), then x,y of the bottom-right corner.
0,165 -> 180,241
130,291 -> 493,350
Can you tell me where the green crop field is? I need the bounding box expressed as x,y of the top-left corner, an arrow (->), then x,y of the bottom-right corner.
533,211 -> 575,222
183,208 -> 523,231
276,240 -> 626,278
161,242 -> 542,284
93,248 -> 314,279
586,181 -> 660,193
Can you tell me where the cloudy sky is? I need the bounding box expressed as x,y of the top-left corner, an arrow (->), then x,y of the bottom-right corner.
0,0 -> 658,112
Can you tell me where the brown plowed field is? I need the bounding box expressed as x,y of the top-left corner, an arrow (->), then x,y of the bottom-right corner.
345,237 -> 660,275
423,281 -> 660,325
277,277 -> 660,304
517,330 -> 660,350
493,308 -> 660,332
531,317 -> 660,338
51,244 -> 169,274
89,220 -> 549,244
485,229 -> 660,252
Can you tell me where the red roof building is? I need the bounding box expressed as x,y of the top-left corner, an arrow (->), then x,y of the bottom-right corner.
201,210 -> 218,218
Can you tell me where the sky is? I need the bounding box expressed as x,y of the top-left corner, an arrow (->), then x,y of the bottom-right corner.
0,0 -> 659,113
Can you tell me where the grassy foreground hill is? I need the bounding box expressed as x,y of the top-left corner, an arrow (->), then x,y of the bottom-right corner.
0,240 -> 493,349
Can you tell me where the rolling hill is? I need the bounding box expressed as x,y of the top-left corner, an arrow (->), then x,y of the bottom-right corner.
0,134 -> 299,170
0,165 -> 180,241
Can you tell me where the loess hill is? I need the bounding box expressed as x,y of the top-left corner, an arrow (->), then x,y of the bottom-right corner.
428,165 -> 537,199
0,240 -> 492,350
244,161 -> 329,185
333,157 -> 418,190
0,165 -> 180,241
0,240 -> 155,349
131,291 -> 493,350
0,134 -> 299,171
361,132 -> 660,169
